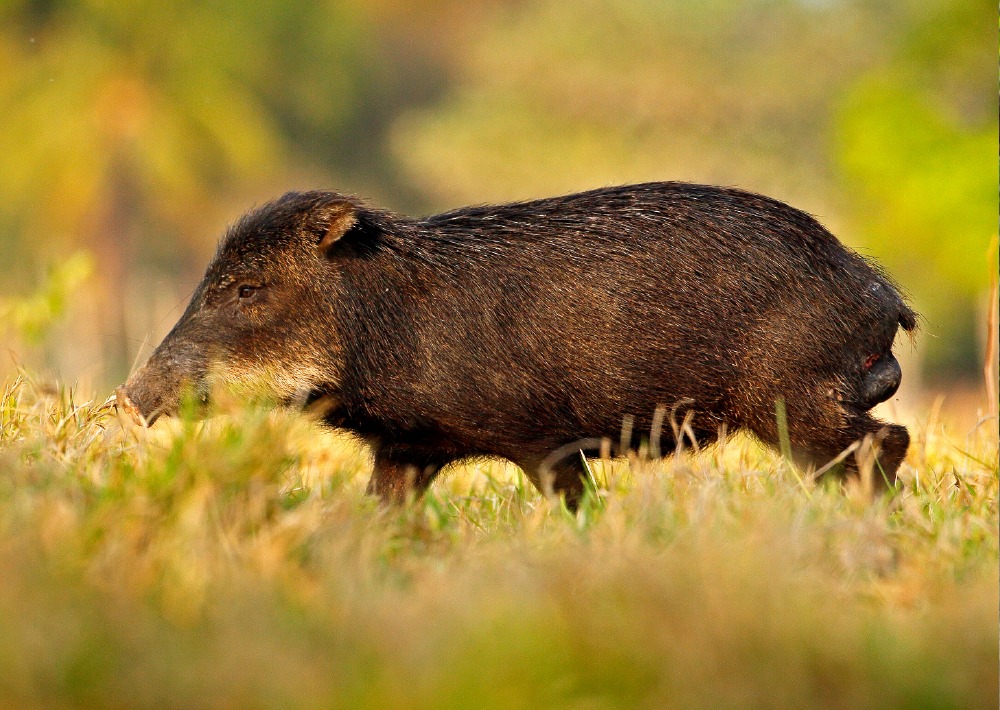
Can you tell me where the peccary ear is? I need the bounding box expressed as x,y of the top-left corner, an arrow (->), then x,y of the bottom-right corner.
315,201 -> 358,255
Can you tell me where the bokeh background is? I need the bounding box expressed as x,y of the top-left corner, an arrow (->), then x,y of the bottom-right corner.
0,0 -> 995,402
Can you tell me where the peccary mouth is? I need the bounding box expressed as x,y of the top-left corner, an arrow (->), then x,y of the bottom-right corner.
113,387 -> 157,427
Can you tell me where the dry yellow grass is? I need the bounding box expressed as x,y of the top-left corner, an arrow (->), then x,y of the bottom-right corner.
0,374 -> 996,708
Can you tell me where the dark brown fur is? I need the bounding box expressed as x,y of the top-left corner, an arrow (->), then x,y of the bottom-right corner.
118,183 -> 917,507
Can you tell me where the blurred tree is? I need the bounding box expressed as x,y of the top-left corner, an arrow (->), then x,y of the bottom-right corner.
0,251 -> 92,346
835,0 -> 996,379
388,0 -> 888,214
0,0 -> 373,379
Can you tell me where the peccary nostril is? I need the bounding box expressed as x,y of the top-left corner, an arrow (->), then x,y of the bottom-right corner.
858,352 -> 902,410
113,386 -> 147,427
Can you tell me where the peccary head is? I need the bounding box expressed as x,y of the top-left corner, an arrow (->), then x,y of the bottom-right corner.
117,191 -> 358,425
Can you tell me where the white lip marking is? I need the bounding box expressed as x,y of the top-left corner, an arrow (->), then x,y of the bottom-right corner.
211,360 -> 332,403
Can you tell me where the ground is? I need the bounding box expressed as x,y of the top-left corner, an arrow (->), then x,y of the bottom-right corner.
0,375 -> 996,709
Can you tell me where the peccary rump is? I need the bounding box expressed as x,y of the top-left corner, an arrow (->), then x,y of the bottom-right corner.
117,182 -> 916,506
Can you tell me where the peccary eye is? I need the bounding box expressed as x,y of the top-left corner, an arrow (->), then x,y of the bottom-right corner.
238,285 -> 259,300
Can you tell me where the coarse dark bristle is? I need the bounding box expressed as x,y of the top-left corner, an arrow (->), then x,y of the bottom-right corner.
122,181 -> 917,507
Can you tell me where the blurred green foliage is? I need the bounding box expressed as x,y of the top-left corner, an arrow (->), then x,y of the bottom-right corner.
0,0 -> 372,254
835,0 -> 997,377
0,251 -> 92,345
0,0 -> 992,384
391,0 -> 878,207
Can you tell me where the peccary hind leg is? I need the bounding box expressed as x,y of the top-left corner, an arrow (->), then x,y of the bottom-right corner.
510,456 -> 586,512
745,395 -> 909,489
520,438 -> 617,512
807,414 -> 910,488
366,447 -> 453,503
788,412 -> 908,489
535,458 -> 590,512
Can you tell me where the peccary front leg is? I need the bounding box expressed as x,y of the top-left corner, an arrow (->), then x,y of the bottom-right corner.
366,446 -> 452,503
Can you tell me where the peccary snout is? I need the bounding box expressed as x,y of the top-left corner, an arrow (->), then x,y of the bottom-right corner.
116,343 -> 205,426
113,385 -> 144,426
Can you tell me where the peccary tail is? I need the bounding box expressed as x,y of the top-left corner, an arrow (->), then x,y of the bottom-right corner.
898,305 -> 918,332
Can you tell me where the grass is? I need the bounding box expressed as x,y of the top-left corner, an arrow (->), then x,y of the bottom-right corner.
0,373 -> 996,709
